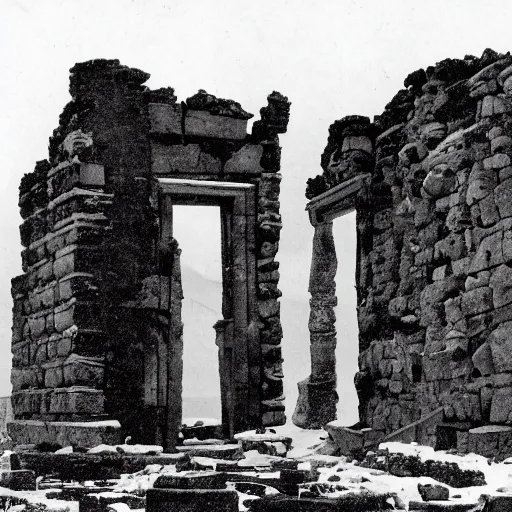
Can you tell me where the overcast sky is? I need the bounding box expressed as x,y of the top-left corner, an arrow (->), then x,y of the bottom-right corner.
2,0 -> 512,417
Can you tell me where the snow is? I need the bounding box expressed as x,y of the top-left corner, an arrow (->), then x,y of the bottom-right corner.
181,417 -> 220,427
4,427 -> 512,511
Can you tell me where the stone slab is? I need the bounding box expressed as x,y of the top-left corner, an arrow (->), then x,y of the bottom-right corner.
154,471 -> 228,489
19,451 -> 191,480
0,469 -> 36,490
7,419 -> 121,447
176,444 -> 243,460
185,110 -> 248,140
146,488 -> 238,512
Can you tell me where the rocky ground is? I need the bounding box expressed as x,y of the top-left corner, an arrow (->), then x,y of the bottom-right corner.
1,424 -> 512,511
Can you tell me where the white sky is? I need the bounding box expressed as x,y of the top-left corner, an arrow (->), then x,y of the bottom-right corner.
1,0 -> 512,406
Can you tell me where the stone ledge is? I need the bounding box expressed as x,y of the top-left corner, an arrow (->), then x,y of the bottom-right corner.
7,419 -> 121,447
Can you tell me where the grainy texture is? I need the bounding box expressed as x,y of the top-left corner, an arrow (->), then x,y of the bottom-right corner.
9,59 -> 290,448
299,49 -> 512,458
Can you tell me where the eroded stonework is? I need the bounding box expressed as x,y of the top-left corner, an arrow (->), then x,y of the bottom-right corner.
298,48 -> 512,455
10,59 -> 290,449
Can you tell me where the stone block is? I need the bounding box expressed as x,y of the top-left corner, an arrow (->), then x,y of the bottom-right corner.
489,322 -> 512,373
479,495 -> 512,512
63,354 -> 105,387
467,425 -> 512,458
495,180 -> 512,219
175,444 -> 243,460
43,360 -> 64,388
7,419 -> 121,447
472,342 -> 495,376
417,483 -> 449,501
0,470 -> 36,491
469,230 -> 503,273
490,265 -> 512,308
224,144 -> 264,175
325,422 -> 355,456
185,110 -> 248,140
49,387 -> 104,414
79,163 -> 105,187
490,388 -> 512,423
154,471 -> 228,489
151,142 -> 222,175
149,102 -> 182,135
146,488 -> 238,512
461,287 -> 493,316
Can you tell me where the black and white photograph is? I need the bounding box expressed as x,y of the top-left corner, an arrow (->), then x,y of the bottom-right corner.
1,1 -> 512,510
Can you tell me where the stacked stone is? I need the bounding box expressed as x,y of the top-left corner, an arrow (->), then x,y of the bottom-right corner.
303,49 -> 512,456
9,59 -> 155,445
11,150 -> 112,425
355,48 -> 512,447
254,92 -> 290,427
10,60 -> 291,446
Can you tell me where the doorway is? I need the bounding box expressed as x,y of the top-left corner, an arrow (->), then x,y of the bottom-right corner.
156,178 -> 259,446
333,212 -> 359,426
172,205 -> 223,424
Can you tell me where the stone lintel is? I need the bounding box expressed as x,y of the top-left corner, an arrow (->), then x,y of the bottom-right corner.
149,103 -> 248,140
306,173 -> 371,226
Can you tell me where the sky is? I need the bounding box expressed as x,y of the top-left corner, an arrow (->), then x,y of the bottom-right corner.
2,0 -> 512,420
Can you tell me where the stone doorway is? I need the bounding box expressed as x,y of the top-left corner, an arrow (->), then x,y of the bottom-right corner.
173,204 -> 223,423
155,178 -> 258,446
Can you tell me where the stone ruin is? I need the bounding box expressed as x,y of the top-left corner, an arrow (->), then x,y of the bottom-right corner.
11,48 -> 512,463
9,59 -> 290,450
295,48 -> 512,458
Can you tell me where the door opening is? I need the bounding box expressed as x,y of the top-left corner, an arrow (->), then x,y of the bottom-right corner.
333,212 -> 359,426
172,205 -> 223,425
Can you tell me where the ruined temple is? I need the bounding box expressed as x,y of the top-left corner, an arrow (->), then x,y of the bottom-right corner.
9,60 -> 290,450
295,48 -> 512,457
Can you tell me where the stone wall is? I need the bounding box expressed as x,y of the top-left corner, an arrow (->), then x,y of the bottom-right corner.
9,59 -> 289,447
303,48 -> 512,450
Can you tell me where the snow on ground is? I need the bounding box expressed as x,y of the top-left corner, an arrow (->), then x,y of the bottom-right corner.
4,426 -> 512,511
181,417 -> 220,427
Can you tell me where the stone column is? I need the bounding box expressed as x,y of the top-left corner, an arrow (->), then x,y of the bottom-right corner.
292,222 -> 338,428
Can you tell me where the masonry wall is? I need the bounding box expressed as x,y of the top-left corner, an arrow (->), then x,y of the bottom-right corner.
306,48 -> 512,449
10,59 -> 289,446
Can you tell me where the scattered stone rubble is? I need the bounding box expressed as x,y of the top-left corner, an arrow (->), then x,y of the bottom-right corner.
0,432 -> 511,511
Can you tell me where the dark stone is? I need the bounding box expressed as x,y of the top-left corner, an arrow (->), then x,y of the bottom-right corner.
0,470 -> 36,491
418,483 -> 449,501
154,471 -> 228,489
146,489 -> 238,512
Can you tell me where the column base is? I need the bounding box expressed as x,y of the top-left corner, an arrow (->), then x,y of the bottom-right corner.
292,376 -> 338,429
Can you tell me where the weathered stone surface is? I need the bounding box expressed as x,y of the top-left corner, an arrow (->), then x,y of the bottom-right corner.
224,144 -> 264,175
7,419 -> 121,447
417,483 -> 449,502
175,444 -> 243,460
490,388 -> 512,423
154,471 -> 228,489
147,489 -> 239,512
488,322 -> 512,373
12,59 -> 291,448
472,342 -> 495,376
151,143 -> 222,175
